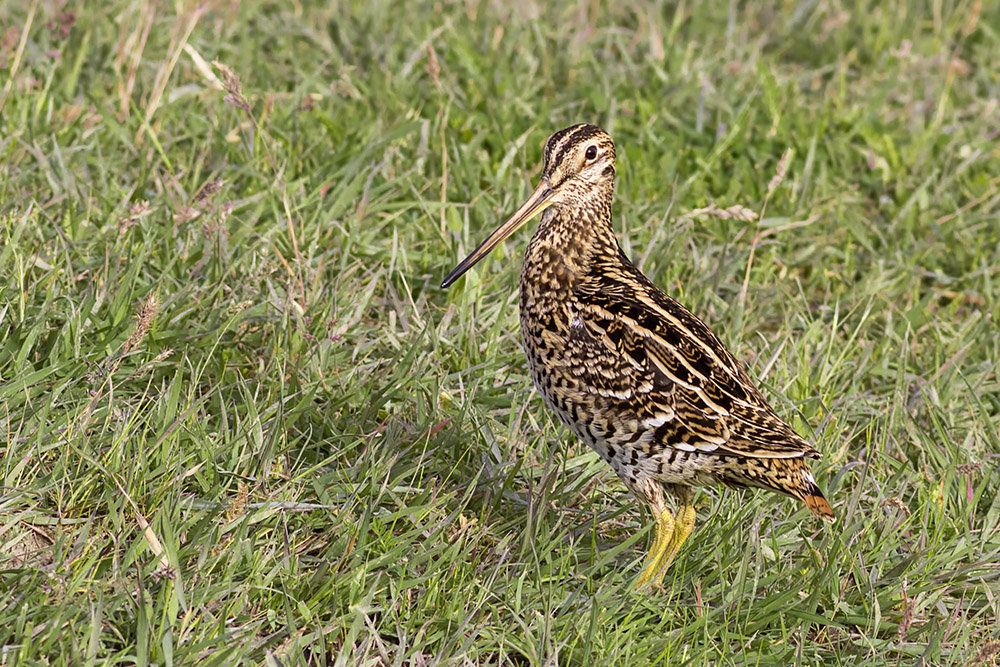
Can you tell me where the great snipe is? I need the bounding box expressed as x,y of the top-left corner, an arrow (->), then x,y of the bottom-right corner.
442,124 -> 835,590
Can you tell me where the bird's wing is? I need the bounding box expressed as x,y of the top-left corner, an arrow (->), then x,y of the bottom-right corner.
572,265 -> 817,460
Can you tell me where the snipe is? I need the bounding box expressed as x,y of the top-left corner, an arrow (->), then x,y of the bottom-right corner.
442,124 -> 834,590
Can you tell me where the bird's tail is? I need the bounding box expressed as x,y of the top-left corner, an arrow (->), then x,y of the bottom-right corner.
722,458 -> 836,521
801,486 -> 836,521
794,466 -> 836,522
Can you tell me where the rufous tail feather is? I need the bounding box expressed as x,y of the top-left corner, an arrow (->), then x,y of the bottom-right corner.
799,470 -> 835,521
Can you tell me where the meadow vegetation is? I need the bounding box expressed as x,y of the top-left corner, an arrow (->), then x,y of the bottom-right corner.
1,0 -> 999,663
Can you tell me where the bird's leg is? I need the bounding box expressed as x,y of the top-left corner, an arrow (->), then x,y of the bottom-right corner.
654,486 -> 696,579
635,487 -> 697,591
633,500 -> 674,591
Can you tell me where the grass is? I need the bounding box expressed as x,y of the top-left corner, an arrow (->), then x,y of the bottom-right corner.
1,0 -> 999,663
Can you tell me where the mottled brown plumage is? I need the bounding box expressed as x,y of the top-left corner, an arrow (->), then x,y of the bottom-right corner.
442,124 -> 834,589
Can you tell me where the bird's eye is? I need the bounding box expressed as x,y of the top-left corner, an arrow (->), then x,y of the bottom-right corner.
585,145 -> 598,161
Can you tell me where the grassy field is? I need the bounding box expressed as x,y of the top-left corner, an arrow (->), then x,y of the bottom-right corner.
2,0 -> 999,663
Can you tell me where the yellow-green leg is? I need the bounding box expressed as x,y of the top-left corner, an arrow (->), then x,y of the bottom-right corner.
634,502 -> 675,590
634,489 -> 697,591
658,500 -> 695,572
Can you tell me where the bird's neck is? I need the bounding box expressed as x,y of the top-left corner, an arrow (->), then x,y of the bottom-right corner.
521,195 -> 619,298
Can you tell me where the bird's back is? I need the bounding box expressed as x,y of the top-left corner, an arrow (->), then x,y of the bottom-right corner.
519,227 -> 834,520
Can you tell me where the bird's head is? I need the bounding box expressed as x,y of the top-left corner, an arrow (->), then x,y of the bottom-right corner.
442,124 -> 616,288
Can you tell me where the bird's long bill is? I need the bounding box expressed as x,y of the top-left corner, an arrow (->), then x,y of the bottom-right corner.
441,180 -> 554,288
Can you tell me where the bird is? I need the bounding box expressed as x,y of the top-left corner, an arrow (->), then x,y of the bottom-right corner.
441,123 -> 835,590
